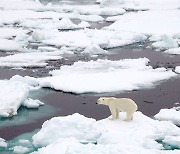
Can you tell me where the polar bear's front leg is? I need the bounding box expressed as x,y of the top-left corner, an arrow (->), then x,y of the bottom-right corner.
109,105 -> 117,120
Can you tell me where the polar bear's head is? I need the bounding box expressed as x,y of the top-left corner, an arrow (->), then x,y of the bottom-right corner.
97,97 -> 110,105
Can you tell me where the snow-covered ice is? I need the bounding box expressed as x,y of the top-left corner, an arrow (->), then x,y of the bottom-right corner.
31,112 -> 180,153
32,113 -> 102,147
0,138 -> 7,148
105,10 -> 180,51
0,76 -> 43,117
152,35 -> 178,51
175,66 -> 180,74
0,39 -> 22,51
13,146 -> 30,154
33,29 -> 147,49
0,80 -> 29,117
155,109 -> 180,126
21,18 -> 90,30
165,48 -> 180,55
0,50 -> 62,68
38,58 -> 176,94
23,98 -> 44,109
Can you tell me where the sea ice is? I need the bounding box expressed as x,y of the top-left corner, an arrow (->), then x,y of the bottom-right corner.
31,112 -> 180,153
23,98 -> 44,109
152,35 -> 178,51
0,50 -> 62,68
33,29 -> 147,49
175,66 -> 180,74
21,18 -> 90,30
38,58 -> 176,94
0,138 -> 7,148
0,28 -> 29,39
32,113 -> 102,147
13,146 -> 30,154
165,48 -> 180,55
0,80 -> 29,117
105,10 -> 180,50
155,109 -> 180,126
0,38 -> 22,51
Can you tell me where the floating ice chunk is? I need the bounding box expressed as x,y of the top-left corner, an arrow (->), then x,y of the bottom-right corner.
152,35 -> 178,50
163,136 -> 180,149
10,75 -> 39,87
0,80 -> 29,117
0,28 -> 29,39
0,38 -> 21,51
40,29 -> 147,49
0,0 -> 43,10
82,44 -> 108,55
175,66 -> 180,74
32,113 -> 102,147
165,48 -> 180,55
0,51 -> 62,68
31,29 -> 58,42
31,112 -> 180,153
23,98 -> 44,109
19,139 -> 31,145
39,58 -> 176,94
0,137 -> 7,148
57,18 -> 90,30
106,10 -> 180,36
38,46 -> 58,52
78,21 -> 90,28
155,109 -> 180,126
13,146 -> 30,154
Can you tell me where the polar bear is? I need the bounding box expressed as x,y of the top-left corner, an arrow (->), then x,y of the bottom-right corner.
97,97 -> 138,121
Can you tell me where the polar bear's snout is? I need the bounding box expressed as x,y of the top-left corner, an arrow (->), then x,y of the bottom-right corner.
96,97 -> 106,104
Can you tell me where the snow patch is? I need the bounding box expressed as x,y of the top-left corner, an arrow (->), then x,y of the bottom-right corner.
32,113 -> 102,147
39,58 -> 176,94
155,109 -> 180,126
0,80 -> 29,117
23,98 -> 44,109
0,137 -> 7,148
175,66 -> 180,74
32,112 -> 180,153
165,48 -> 180,55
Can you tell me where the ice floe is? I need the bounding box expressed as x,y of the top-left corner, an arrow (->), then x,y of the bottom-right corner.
13,145 -> 30,154
0,80 -> 29,117
0,50 -> 62,68
32,113 -> 102,147
0,77 -> 43,117
175,66 -> 180,74
0,38 -> 22,51
30,112 -> 180,153
0,28 -> 29,39
0,138 -> 7,148
152,35 -> 178,51
38,58 -> 176,94
21,18 -> 90,30
155,108 -> 180,126
165,48 -> 180,55
23,98 -> 44,109
31,29 -> 147,49
105,10 -> 180,50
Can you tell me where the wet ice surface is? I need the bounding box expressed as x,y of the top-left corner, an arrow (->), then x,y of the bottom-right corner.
0,0 -> 180,153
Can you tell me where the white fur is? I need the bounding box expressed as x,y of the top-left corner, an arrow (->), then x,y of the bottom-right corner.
97,97 -> 138,121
